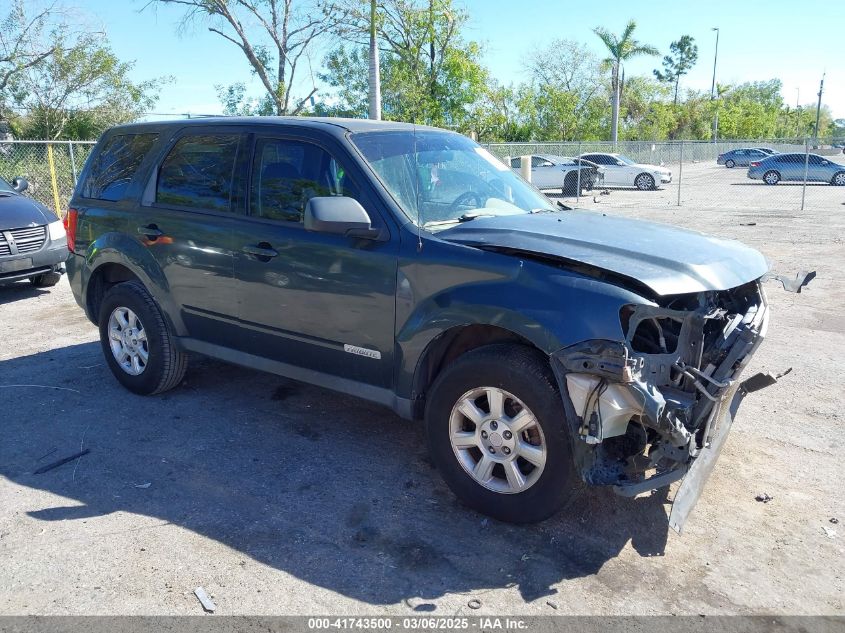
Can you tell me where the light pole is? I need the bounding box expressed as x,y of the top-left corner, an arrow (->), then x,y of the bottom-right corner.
368,0 -> 381,120
813,72 -> 825,146
710,27 -> 720,142
795,87 -> 800,139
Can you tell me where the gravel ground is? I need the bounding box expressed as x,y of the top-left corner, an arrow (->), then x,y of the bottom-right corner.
1,169 -> 843,616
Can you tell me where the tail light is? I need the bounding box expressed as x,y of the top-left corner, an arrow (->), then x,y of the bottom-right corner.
750,161 -> 761,167
64,208 -> 78,252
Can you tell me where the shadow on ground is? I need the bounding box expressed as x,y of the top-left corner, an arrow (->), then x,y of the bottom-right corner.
0,281 -> 49,305
0,342 -> 671,606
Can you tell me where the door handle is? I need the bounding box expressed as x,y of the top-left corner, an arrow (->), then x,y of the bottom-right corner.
137,224 -> 163,239
242,243 -> 279,260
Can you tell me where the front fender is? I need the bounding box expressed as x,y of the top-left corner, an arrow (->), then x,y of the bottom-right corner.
81,232 -> 186,334
395,254 -> 651,399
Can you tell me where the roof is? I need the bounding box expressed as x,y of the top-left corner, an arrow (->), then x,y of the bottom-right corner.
108,116 -> 447,136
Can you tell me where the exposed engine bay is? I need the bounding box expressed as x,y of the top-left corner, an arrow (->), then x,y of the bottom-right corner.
552,280 -> 772,503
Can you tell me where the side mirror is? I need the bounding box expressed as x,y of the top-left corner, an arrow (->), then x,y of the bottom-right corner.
304,196 -> 379,239
12,177 -> 28,192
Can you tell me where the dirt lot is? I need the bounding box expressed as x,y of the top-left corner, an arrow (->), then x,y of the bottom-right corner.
1,172 -> 843,616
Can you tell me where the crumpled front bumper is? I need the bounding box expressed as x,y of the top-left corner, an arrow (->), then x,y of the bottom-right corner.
550,282 -> 772,533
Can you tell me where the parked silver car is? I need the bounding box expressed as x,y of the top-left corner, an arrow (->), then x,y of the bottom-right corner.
508,155 -> 601,195
747,153 -> 845,185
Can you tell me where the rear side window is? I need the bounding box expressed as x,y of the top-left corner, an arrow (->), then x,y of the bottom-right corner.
82,133 -> 158,200
156,134 -> 240,212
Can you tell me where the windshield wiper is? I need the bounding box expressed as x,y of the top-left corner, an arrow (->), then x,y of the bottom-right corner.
423,212 -> 495,229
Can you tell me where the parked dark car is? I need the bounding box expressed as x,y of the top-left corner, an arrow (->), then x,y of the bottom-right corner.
66,118 -> 800,530
0,175 -> 67,287
716,148 -> 772,168
747,153 -> 845,185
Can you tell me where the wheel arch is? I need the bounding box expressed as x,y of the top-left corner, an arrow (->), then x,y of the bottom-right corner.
407,324 -> 547,420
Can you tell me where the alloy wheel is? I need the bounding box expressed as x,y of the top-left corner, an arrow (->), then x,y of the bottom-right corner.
449,386 -> 547,494
107,306 -> 149,376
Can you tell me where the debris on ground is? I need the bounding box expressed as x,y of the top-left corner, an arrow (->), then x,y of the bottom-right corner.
194,587 -> 216,613
467,599 -> 481,609
822,526 -> 837,539
134,482 -> 152,489
755,493 -> 773,503
830,518 -> 839,524
33,449 -> 91,475
740,222 -> 757,226
546,600 -> 558,610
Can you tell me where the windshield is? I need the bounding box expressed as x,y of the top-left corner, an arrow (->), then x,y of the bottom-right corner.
351,130 -> 554,228
0,177 -> 13,192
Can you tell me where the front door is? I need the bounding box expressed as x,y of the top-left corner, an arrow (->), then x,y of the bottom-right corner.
233,134 -> 398,389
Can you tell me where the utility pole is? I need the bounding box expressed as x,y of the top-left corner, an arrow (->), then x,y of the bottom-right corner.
368,0 -> 381,120
795,88 -> 800,139
813,72 -> 825,146
710,27 -> 720,143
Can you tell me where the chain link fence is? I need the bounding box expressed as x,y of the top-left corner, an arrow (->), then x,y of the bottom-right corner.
482,138 -> 845,213
2,137 -> 843,217
0,140 -> 96,217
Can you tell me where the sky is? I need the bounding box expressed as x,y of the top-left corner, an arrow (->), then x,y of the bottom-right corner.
74,0 -> 842,120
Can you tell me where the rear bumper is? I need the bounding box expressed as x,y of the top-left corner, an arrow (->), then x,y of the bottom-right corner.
0,243 -> 67,284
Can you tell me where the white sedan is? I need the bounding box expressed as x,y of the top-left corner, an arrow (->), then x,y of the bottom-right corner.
578,152 -> 671,190
509,155 -> 602,195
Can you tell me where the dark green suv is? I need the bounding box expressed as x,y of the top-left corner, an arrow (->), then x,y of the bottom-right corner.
67,118 -> 797,529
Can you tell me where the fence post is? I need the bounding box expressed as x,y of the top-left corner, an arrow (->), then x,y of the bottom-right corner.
68,141 -> 77,183
575,142 -> 582,204
45,143 -> 62,217
677,140 -> 684,207
801,138 -> 809,211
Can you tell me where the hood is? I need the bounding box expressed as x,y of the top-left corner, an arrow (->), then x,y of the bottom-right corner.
634,163 -> 669,174
438,210 -> 769,296
0,193 -> 56,230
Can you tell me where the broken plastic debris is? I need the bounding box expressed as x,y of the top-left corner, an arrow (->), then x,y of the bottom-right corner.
755,493 -> 773,503
822,526 -> 837,539
194,587 -> 216,612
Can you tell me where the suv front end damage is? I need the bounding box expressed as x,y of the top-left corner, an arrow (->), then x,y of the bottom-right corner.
551,280 -> 775,532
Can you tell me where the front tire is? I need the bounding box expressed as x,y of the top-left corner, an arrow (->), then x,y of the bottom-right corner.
425,344 -> 578,524
831,171 -> 845,186
98,280 -> 187,395
635,173 -> 656,191
763,170 -> 781,185
725,159 -> 736,168
29,271 -> 61,287
562,172 -> 579,196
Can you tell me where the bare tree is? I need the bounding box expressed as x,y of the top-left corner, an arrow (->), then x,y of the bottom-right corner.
145,0 -> 352,115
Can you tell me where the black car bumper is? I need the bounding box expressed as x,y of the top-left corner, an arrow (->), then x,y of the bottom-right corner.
0,239 -> 68,284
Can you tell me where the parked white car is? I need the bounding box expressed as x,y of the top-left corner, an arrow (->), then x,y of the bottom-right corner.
578,152 -> 671,190
508,155 -> 603,195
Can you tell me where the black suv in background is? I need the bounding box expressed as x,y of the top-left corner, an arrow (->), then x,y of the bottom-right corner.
67,117 -> 793,530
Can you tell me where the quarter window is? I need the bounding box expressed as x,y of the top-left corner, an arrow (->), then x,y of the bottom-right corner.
82,133 -> 158,201
250,138 -> 358,223
156,134 -> 241,212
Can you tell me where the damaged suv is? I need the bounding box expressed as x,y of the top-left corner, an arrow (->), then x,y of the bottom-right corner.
66,119 -> 809,531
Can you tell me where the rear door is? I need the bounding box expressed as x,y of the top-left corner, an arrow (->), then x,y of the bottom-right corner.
139,128 -> 248,346
232,131 -> 398,389
530,156 -> 558,189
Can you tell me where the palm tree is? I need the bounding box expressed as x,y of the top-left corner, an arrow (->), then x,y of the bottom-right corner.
593,20 -> 659,143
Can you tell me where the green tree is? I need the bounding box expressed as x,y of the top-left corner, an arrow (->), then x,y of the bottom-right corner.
593,20 -> 658,143
321,0 -> 488,129
653,35 -> 698,105
13,32 -> 167,139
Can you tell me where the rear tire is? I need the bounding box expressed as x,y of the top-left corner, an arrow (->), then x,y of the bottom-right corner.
635,173 -> 656,191
425,344 -> 579,524
725,159 -> 736,168
98,280 -> 187,395
831,171 -> 845,186
763,170 -> 781,185
562,172 -> 579,196
29,271 -> 61,287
